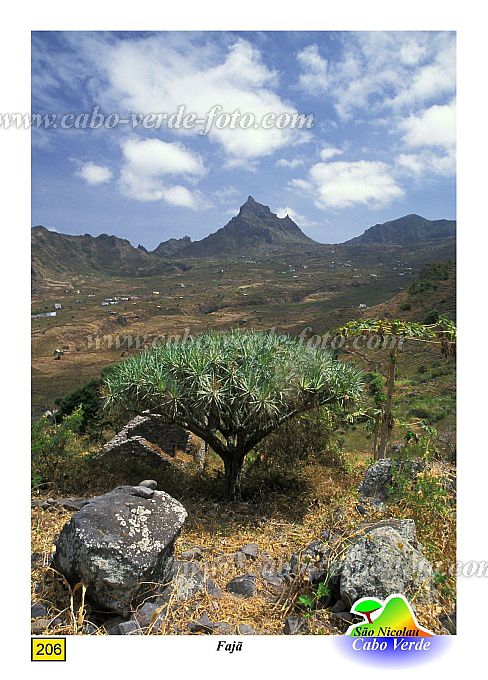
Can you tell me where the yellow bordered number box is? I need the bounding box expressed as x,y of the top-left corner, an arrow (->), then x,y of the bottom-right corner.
31,637 -> 66,662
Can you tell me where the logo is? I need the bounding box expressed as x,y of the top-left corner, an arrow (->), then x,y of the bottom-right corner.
346,594 -> 434,639
335,594 -> 447,665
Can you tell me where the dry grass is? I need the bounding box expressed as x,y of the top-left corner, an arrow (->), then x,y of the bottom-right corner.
31,454 -> 456,636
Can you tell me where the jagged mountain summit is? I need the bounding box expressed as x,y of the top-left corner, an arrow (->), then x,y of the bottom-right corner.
346,214 -> 456,245
153,235 -> 192,257
173,196 -> 316,257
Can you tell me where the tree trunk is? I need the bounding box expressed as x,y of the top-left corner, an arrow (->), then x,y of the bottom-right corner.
377,347 -> 397,459
223,453 -> 245,501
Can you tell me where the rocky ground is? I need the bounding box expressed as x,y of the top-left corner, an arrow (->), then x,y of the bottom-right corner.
31,454 -> 455,636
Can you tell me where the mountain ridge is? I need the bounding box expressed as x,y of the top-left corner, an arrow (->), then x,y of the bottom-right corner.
170,196 -> 316,257
345,214 -> 456,245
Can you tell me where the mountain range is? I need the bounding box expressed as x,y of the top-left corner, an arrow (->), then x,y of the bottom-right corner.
31,197 -> 456,287
345,214 -> 456,244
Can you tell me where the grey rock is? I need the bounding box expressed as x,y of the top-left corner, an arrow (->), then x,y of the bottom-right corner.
171,560 -> 216,600
188,613 -> 215,633
226,574 -> 256,598
131,485 -> 154,499
180,546 -> 203,560
358,519 -> 419,547
284,615 -> 308,635
359,458 -> 426,501
358,459 -> 393,500
51,485 -> 187,616
239,544 -> 259,559
119,620 -> 141,635
133,600 -> 166,629
237,623 -> 257,635
139,480 -> 158,490
339,525 -> 435,607
262,574 -> 285,595
234,551 -> 248,570
31,602 -> 48,618
206,579 -> 223,598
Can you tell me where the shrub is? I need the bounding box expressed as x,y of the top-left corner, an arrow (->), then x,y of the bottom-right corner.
31,407 -> 85,489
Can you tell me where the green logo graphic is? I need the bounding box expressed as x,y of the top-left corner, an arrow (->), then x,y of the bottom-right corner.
346,594 -> 434,637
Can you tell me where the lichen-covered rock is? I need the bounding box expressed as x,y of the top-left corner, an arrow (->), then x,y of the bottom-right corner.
51,484 -> 187,615
359,458 -> 426,500
358,459 -> 393,500
170,560 -> 221,600
339,524 -> 434,607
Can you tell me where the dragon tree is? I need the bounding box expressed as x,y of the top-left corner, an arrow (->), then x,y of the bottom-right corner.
103,330 -> 363,500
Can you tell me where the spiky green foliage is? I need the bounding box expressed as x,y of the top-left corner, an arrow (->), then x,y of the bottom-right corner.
103,331 -> 363,498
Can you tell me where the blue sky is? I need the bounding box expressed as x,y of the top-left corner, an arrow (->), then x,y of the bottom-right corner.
31,31 -> 455,248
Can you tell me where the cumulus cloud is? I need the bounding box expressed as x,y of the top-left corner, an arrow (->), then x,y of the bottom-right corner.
401,100 -> 456,150
76,162 -> 113,185
291,160 -> 404,209
119,137 -> 205,207
94,36 -> 304,162
396,150 -> 455,178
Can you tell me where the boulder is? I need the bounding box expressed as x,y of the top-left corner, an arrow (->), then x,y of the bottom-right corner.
359,458 -> 425,501
51,483 -> 187,616
339,524 -> 434,606
358,459 -> 393,500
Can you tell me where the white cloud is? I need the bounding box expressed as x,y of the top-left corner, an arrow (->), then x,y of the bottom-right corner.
121,137 -> 205,177
297,44 -> 328,94
76,162 -> 113,185
96,36 -> 304,161
119,137 -> 205,207
276,157 -> 304,169
292,160 -> 404,209
396,150 -> 455,177
276,206 -> 315,227
401,100 -> 456,151
297,33 -> 455,119
320,146 -> 343,161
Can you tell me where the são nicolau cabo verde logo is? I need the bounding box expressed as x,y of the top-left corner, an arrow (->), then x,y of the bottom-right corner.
337,594 -> 445,666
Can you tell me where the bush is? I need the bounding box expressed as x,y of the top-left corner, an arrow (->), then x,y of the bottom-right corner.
245,407 -> 350,487
31,407 -> 85,489
55,377 -> 113,439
